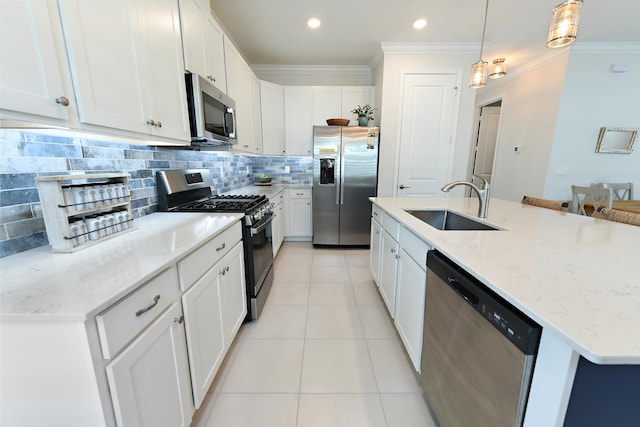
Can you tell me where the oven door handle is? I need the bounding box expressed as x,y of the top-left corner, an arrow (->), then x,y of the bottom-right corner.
250,213 -> 273,236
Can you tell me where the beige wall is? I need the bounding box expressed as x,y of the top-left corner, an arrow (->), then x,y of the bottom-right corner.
476,55 -> 568,201
545,51 -> 640,200
477,49 -> 640,203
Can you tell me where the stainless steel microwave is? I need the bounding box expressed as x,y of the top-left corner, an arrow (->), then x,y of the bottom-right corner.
185,73 -> 237,146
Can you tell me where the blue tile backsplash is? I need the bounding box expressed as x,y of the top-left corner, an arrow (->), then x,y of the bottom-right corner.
0,129 -> 312,257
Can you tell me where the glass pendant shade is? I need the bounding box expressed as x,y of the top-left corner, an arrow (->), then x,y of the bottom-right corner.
489,58 -> 507,79
469,60 -> 488,88
546,0 -> 583,48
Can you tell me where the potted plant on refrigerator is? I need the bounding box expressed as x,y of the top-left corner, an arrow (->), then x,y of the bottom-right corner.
351,104 -> 376,126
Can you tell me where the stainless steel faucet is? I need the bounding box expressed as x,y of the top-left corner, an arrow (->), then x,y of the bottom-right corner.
441,175 -> 491,218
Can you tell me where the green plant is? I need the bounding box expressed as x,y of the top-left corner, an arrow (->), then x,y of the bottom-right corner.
351,104 -> 376,119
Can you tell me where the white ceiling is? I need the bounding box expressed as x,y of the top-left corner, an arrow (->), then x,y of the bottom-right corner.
210,0 -> 640,71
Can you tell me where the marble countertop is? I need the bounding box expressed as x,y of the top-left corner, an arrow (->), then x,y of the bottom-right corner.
0,212 -> 244,322
223,183 -> 311,199
372,197 -> 640,364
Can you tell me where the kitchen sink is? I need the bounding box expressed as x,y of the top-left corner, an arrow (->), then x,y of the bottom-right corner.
404,209 -> 500,231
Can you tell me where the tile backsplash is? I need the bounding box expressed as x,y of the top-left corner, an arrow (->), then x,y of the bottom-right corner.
0,130 -> 312,257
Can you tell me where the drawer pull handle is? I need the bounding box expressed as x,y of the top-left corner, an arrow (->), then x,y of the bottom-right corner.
135,295 -> 160,317
216,243 -> 226,252
174,315 -> 184,324
220,266 -> 230,276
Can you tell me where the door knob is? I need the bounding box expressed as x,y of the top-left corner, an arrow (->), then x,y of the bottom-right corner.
399,184 -> 411,189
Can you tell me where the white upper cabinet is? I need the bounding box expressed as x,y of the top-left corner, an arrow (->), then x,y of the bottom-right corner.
204,16 -> 227,92
313,86 -> 375,126
284,86 -> 314,156
260,80 -> 286,155
313,86 -> 342,125
0,0 -> 73,121
250,73 -> 264,154
59,0 -> 190,143
225,39 -> 256,152
179,0 -> 226,93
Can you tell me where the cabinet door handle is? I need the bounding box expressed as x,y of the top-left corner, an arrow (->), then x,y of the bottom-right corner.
390,248 -> 396,253
146,119 -> 156,126
399,184 -> 410,189
174,315 -> 184,324
220,266 -> 229,276
216,242 -> 226,252
135,295 -> 160,317
156,121 -> 162,128
55,96 -> 70,107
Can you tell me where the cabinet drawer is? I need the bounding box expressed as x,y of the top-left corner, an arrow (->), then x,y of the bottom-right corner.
382,213 -> 400,241
287,188 -> 311,199
372,204 -> 382,222
96,266 -> 180,359
177,221 -> 242,292
400,227 -> 430,269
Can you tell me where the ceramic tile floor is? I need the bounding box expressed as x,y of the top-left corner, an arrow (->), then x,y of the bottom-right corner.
190,242 -> 437,427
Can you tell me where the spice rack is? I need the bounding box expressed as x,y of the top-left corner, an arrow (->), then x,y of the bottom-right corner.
35,174 -> 136,253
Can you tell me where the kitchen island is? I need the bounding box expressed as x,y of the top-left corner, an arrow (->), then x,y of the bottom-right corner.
371,196 -> 640,427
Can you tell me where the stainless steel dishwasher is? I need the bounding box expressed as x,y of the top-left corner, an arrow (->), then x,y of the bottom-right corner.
421,251 -> 541,427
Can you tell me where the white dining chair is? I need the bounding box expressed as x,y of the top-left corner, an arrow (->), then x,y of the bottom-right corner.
592,182 -> 634,200
571,185 -> 613,216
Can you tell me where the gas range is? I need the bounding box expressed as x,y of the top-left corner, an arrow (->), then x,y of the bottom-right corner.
173,194 -> 272,226
156,169 -> 275,321
156,170 -> 272,226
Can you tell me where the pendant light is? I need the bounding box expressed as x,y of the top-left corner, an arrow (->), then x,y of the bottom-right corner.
546,0 -> 583,48
469,0 -> 490,88
489,58 -> 507,79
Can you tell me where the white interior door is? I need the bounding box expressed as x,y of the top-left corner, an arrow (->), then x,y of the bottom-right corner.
471,105 -> 501,184
396,73 -> 458,196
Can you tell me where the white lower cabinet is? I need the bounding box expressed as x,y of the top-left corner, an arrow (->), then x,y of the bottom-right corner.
370,203 -> 432,373
270,191 -> 285,256
106,302 -> 193,427
0,219 -> 247,427
181,261 -> 225,409
370,210 -> 382,285
179,228 -> 246,409
379,229 -> 399,317
395,246 -> 428,372
217,242 -> 247,348
284,189 -> 312,239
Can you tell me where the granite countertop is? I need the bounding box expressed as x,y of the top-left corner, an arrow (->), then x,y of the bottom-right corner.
0,212 -> 244,321
372,196 -> 640,364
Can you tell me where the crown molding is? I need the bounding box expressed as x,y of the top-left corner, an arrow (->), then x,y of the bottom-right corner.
250,64 -> 372,76
569,42 -> 640,54
380,42 -> 481,55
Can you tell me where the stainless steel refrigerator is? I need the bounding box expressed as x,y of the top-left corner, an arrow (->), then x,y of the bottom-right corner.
312,126 -> 379,246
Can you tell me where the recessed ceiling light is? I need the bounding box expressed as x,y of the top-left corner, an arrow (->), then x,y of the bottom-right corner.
307,17 -> 321,29
413,18 -> 427,30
